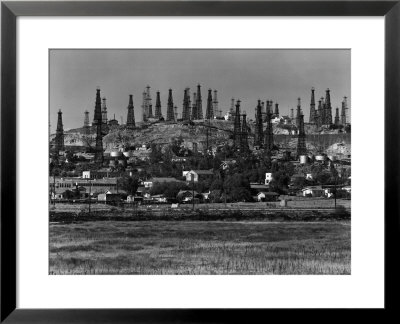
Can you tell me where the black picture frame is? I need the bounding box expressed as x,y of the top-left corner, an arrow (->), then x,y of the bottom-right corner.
1,1 -> 399,322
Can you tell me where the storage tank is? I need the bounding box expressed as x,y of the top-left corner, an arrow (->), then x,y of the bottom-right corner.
123,151 -> 133,158
299,155 -> 308,164
110,151 -> 122,157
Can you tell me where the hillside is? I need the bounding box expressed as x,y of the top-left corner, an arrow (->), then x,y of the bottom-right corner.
50,120 -> 350,154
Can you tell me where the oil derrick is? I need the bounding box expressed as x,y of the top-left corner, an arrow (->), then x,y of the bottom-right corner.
146,85 -> 153,118
141,91 -> 147,122
264,100 -> 272,122
182,88 -> 191,121
205,89 -> 214,120
213,90 -> 219,117
320,97 -> 325,125
254,100 -> 263,147
83,110 -> 90,128
191,92 -> 197,120
261,102 -> 265,120
296,98 -> 301,128
296,113 -> 307,157
334,107 -> 340,126
93,87 -> 102,125
309,87 -> 316,123
233,100 -> 242,148
94,117 -> 103,163
264,108 -> 273,154
155,91 -> 163,119
240,113 -> 249,152
316,98 -> 323,128
166,89 -> 175,121
274,103 -> 279,118
341,96 -> 348,125
101,97 -> 108,125
55,109 -> 65,153
324,88 -> 333,125
196,84 -> 203,120
126,94 -> 135,128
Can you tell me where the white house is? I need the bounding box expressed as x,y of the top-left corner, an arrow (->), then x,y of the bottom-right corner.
265,173 -> 273,185
257,191 -> 280,202
302,186 -> 325,197
185,170 -> 213,182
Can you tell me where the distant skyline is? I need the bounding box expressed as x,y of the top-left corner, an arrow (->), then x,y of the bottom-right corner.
50,49 -> 350,132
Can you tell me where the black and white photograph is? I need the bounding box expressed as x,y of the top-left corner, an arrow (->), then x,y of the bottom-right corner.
49,49 -> 351,275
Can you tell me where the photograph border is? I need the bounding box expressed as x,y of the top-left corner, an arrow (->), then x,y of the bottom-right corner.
1,1 -> 399,322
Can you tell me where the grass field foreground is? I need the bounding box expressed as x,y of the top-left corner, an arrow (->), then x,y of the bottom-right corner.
49,221 -> 350,275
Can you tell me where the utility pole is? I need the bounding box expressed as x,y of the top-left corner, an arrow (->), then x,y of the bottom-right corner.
192,173 -> 195,210
334,176 -> 337,209
53,172 -> 56,206
88,178 -> 92,215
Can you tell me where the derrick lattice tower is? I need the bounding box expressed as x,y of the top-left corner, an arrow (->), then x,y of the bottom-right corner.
166,89 -> 175,121
55,109 -> 64,153
309,87 -> 316,124
324,88 -> 333,125
191,92 -> 197,120
182,88 -> 191,121
196,84 -> 203,120
264,107 -> 273,154
233,100 -> 242,148
155,91 -> 163,119
206,89 -> 214,120
94,90 -> 103,163
274,103 -> 279,118
341,96 -> 348,125
254,100 -> 263,147
213,90 -> 219,117
296,98 -> 302,128
93,87 -> 102,125
240,113 -> 249,152
101,97 -> 108,125
296,113 -> 307,157
126,94 -> 136,128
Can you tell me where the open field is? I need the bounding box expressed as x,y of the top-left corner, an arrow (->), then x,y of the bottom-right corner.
49,220 -> 350,275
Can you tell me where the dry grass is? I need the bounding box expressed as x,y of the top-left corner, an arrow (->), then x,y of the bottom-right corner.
49,221 -> 350,275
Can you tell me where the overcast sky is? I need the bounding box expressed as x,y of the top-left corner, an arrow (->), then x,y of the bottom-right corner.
50,49 -> 350,132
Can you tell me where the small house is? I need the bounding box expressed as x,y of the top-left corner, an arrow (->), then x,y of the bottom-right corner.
265,173 -> 273,185
302,186 -> 325,197
185,170 -> 214,182
257,192 -> 280,202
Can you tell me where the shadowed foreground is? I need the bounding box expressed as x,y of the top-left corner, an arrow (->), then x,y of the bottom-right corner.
49,221 -> 350,275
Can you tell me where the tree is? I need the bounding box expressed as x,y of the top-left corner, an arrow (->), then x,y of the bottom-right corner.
224,174 -> 252,202
150,181 -> 187,198
63,190 -> 74,200
149,143 -> 163,164
314,171 -> 332,185
270,170 -> 290,194
119,176 -> 139,195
